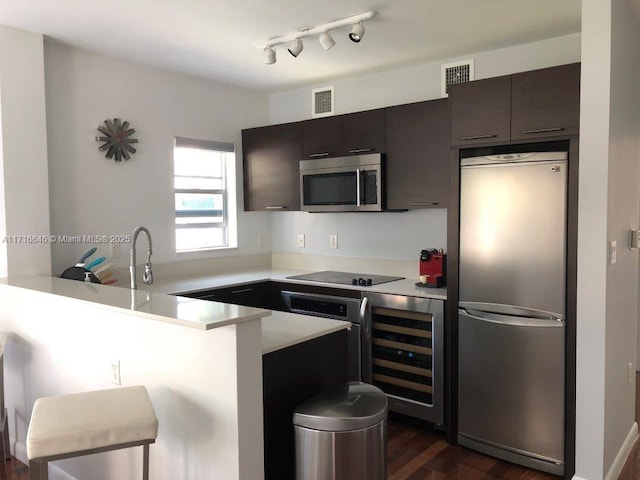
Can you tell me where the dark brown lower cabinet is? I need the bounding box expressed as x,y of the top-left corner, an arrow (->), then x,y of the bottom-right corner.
263,330 -> 348,480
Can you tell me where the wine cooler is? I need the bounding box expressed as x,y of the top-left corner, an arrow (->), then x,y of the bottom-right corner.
361,292 -> 444,425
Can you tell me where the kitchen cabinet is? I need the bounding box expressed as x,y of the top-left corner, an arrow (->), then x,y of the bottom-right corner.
449,63 -> 580,146
340,109 -> 385,155
242,122 -> 302,211
263,330 -> 348,480
511,62 -> 580,140
181,281 -> 285,310
385,99 -> 450,209
302,109 -> 385,159
302,116 -> 341,159
449,75 -> 511,146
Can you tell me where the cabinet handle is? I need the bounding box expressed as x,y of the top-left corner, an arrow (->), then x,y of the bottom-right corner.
459,134 -> 498,141
521,127 -> 564,134
230,288 -> 253,295
309,152 -> 330,158
348,148 -> 373,154
265,206 -> 286,210
410,202 -> 440,207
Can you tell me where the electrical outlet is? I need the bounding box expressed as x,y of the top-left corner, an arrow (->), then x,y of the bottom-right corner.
110,242 -> 121,258
610,240 -> 617,265
258,234 -> 263,248
629,362 -> 634,385
297,234 -> 305,248
330,234 -> 338,249
111,359 -> 121,385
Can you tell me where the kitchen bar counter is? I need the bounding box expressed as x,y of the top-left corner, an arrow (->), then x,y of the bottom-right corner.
142,268 -> 447,300
0,275 -> 350,353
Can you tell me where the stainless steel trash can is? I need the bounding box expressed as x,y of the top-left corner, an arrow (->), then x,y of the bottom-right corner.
293,382 -> 388,480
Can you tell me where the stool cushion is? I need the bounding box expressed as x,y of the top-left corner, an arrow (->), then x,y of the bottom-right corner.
27,386 -> 158,460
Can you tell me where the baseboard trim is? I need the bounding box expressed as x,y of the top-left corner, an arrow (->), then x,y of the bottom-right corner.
604,421 -> 638,480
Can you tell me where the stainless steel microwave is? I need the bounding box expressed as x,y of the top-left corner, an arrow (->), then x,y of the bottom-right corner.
299,153 -> 383,212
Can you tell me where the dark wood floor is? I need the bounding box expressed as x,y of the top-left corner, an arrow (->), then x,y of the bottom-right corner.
5,457 -> 28,480
617,372 -> 640,479
387,414 -> 559,480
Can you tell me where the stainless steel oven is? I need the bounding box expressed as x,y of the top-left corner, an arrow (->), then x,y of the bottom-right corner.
299,153 -> 383,212
281,290 -> 363,381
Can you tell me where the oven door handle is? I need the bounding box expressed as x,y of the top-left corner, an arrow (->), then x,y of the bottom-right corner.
356,168 -> 361,207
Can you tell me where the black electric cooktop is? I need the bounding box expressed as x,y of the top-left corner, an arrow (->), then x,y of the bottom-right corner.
286,270 -> 404,287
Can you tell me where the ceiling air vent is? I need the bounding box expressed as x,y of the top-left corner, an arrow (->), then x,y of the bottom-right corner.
312,86 -> 335,118
441,59 -> 474,97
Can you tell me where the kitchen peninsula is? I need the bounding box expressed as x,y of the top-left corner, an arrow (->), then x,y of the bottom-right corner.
0,274 -> 352,480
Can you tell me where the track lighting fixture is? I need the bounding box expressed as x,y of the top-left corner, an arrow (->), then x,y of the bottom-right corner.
349,22 -> 365,43
319,31 -> 335,51
257,11 -> 376,65
288,39 -> 303,57
264,46 -> 276,65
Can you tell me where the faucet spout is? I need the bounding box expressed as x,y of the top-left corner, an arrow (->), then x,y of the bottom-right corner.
130,226 -> 153,290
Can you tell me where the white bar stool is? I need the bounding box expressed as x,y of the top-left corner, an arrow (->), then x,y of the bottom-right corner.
26,386 -> 158,480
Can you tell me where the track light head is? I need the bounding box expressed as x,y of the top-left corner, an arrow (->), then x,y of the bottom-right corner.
264,46 -> 276,65
288,39 -> 303,57
319,31 -> 335,50
349,22 -> 365,42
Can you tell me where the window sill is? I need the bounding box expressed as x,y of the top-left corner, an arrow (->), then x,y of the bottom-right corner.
177,245 -> 239,254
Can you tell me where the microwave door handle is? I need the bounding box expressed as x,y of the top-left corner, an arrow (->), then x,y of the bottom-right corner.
356,168 -> 361,207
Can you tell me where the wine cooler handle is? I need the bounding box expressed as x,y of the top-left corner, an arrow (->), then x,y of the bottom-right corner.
360,296 -> 372,382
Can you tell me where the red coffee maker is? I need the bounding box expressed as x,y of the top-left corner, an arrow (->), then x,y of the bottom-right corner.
419,249 -> 446,288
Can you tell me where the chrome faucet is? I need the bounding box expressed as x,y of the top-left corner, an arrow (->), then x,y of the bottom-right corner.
130,226 -> 153,289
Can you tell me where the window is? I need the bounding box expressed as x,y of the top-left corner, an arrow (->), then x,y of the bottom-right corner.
173,137 -> 236,252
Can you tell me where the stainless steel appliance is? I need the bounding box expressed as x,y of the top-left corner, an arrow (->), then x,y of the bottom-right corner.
299,153 -> 383,212
282,290 -> 363,381
361,292 -> 444,424
458,151 -> 567,476
286,270 -> 403,287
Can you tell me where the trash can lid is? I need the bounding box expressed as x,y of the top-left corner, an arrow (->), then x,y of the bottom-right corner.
293,382 -> 388,432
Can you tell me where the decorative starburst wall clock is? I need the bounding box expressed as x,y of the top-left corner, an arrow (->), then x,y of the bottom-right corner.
96,118 -> 138,161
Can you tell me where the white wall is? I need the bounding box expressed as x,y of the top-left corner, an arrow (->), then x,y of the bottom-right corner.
604,0 -> 640,473
0,26 -> 52,276
576,0 -> 640,478
44,40 -> 271,276
267,34 -> 581,264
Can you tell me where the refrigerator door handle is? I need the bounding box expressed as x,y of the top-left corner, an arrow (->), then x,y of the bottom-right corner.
458,308 -> 565,328
459,301 -> 563,321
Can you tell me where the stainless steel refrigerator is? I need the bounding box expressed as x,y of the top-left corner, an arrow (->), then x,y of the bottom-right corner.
457,151 -> 567,476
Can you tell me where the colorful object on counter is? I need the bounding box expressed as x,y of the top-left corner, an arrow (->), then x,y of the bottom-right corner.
85,256 -> 106,270
98,271 -> 113,281
60,266 -> 101,284
102,279 -> 117,285
418,248 -> 446,288
93,263 -> 114,276
77,247 -> 97,265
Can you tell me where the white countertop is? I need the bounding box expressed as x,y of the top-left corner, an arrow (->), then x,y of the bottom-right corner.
261,311 -> 349,354
144,268 -> 447,300
0,275 -> 352,354
0,276 -> 270,330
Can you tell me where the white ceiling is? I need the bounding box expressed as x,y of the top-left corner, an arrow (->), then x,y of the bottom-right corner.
0,0 -> 581,92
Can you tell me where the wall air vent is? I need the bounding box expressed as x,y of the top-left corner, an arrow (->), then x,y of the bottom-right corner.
312,86 -> 335,118
441,59 -> 474,97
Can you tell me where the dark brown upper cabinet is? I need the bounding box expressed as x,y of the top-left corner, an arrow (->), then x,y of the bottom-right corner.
449,75 -> 511,146
302,116 -> 341,159
511,63 -> 581,140
385,99 -> 450,210
449,63 -> 580,146
340,109 -> 385,155
302,110 -> 385,159
242,122 -> 302,211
